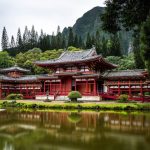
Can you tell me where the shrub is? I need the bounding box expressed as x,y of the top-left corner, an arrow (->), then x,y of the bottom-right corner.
117,94 -> 129,103
6,93 -> 23,100
68,91 -> 82,102
144,92 -> 150,96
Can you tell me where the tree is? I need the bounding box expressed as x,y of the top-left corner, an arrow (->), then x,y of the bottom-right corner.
102,0 -> 150,33
78,36 -> 83,48
133,32 -> 145,69
56,26 -> 63,49
30,25 -> 37,47
10,36 -> 15,48
140,17 -> 150,73
101,37 -> 107,57
109,34 -> 121,56
86,32 -> 92,49
0,51 -> 15,68
23,26 -> 29,45
105,53 -> 136,70
57,25 -> 61,35
102,0 -> 150,69
16,28 -> 22,48
67,27 -> 74,47
1,27 -> 9,50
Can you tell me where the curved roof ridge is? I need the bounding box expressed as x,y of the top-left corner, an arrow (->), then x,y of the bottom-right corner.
0,65 -> 30,73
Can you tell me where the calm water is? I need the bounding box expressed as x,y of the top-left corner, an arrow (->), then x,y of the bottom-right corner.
0,109 -> 150,150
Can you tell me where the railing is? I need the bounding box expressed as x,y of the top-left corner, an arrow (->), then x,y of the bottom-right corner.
100,92 -> 150,102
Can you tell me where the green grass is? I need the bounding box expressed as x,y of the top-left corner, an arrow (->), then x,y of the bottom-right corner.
0,100 -> 150,111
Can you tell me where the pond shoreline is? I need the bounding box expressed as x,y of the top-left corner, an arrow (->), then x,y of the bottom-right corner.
0,100 -> 150,111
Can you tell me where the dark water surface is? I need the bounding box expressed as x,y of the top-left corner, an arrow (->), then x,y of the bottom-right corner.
0,109 -> 150,150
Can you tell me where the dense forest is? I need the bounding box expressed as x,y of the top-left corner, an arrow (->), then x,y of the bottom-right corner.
0,47 -> 135,74
101,0 -> 150,73
1,2 -> 149,74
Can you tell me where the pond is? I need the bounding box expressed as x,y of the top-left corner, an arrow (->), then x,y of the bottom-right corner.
0,109 -> 150,150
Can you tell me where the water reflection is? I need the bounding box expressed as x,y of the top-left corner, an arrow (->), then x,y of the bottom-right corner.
0,110 -> 149,150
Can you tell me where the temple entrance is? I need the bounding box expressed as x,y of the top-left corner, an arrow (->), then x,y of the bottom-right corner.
72,79 -> 75,91
97,80 -> 104,93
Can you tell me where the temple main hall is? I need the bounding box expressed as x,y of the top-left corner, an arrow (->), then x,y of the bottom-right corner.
0,48 -> 150,101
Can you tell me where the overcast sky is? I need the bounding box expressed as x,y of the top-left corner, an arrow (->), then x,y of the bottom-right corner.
0,0 -> 105,39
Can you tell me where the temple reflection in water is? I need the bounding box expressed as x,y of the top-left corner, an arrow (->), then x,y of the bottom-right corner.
0,110 -> 150,150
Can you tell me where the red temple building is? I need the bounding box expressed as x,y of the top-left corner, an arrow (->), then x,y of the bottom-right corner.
0,65 -> 41,99
0,48 -> 150,101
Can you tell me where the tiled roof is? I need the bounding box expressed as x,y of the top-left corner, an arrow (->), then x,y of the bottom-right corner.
0,65 -> 30,73
38,74 -> 58,79
35,48 -> 97,65
103,70 -> 146,79
0,75 -> 38,82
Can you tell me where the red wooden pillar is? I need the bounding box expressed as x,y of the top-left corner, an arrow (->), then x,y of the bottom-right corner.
85,79 -> 88,95
49,81 -> 51,95
44,81 -> 46,94
94,79 -> 96,96
60,80 -> 62,94
26,82 -> 29,97
129,80 -> 131,98
33,83 -> 35,98
118,81 -> 120,95
19,84 -> 21,93
140,80 -> 144,102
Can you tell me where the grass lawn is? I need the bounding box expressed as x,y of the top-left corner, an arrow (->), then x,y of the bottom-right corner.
0,100 -> 150,111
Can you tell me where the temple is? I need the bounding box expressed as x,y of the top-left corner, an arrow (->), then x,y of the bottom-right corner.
0,65 -> 41,99
0,47 -> 150,101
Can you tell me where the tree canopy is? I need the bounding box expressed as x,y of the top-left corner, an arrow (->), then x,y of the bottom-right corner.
102,0 -> 150,33
102,0 -> 150,72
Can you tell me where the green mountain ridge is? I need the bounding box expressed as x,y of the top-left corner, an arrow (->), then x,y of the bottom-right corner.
73,6 -> 104,38
63,6 -> 132,54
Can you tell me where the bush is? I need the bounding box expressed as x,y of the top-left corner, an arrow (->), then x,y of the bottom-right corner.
144,92 -> 150,96
6,93 -> 23,100
68,91 -> 82,102
117,94 -> 129,103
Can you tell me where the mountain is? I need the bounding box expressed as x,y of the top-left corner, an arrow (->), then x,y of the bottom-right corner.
73,6 -> 105,39
63,6 -> 132,54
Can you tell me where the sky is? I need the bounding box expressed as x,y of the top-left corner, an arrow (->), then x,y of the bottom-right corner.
0,0 -> 105,39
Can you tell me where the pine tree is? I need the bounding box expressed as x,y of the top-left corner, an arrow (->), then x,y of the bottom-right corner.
67,27 -> 74,47
23,26 -> 29,46
62,38 -> 66,49
74,35 -> 79,48
30,25 -> 37,47
56,26 -> 62,49
38,30 -> 47,50
133,32 -> 145,69
95,31 -> 101,54
78,36 -> 83,48
106,34 -> 121,56
101,37 -> 107,57
16,28 -> 22,48
111,34 -> 121,56
86,33 -> 92,48
1,27 -> 9,50
51,33 -> 57,49
57,26 -> 61,35
10,36 -> 15,48
140,16 -> 150,73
